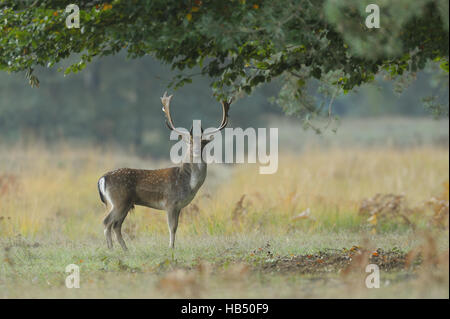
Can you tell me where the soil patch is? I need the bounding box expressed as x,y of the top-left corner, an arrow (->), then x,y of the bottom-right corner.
256,247 -> 417,274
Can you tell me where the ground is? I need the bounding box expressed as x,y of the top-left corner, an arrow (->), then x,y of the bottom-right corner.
1,231 -> 448,298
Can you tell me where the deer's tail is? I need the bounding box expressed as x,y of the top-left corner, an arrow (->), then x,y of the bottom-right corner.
98,176 -> 107,205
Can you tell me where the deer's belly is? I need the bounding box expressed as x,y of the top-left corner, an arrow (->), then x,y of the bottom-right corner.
135,182 -> 202,211
135,199 -> 165,210
134,187 -> 167,210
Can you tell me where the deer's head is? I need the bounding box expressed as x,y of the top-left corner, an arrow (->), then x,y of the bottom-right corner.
160,92 -> 232,161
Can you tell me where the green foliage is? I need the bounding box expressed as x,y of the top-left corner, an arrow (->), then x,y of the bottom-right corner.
0,0 -> 448,119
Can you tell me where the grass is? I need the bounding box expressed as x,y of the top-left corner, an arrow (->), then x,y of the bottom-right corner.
0,232 -> 448,298
0,132 -> 448,298
1,145 -> 448,237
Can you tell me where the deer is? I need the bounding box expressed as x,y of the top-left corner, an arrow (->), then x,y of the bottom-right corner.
97,92 -> 231,253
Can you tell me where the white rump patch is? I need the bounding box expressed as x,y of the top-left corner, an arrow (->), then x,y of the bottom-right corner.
99,177 -> 114,210
98,177 -> 106,195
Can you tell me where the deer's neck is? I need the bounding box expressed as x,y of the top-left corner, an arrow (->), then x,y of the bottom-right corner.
179,144 -> 207,191
180,161 -> 207,191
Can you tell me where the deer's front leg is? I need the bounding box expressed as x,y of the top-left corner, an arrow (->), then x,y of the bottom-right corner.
167,207 -> 181,249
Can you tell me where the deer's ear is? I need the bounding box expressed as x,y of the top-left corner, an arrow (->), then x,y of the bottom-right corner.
181,134 -> 191,143
201,136 -> 214,146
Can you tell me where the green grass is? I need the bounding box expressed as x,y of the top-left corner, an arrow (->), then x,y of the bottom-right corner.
1,231 -> 448,298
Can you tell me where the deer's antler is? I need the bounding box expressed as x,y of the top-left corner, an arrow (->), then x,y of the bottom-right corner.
160,92 -> 190,137
203,97 -> 233,136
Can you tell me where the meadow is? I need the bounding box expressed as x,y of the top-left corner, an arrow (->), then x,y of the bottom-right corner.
0,117 -> 448,298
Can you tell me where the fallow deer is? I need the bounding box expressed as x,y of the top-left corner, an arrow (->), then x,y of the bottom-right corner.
97,92 -> 231,251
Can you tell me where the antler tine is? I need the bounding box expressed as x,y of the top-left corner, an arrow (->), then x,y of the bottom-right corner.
203,98 -> 232,136
160,92 -> 189,136
218,100 -> 230,128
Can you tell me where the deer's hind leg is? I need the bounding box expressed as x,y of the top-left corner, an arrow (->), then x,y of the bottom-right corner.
103,209 -> 115,249
112,205 -> 132,251
103,204 -> 130,250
